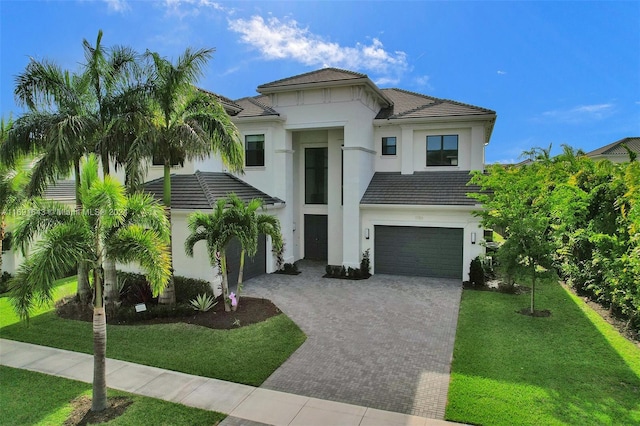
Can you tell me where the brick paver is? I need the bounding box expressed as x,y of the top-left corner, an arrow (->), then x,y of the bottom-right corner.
242,261 -> 462,420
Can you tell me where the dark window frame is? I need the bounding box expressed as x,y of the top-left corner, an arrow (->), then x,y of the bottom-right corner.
305,147 -> 328,205
245,134 -> 265,167
381,137 -> 397,156
426,135 -> 458,166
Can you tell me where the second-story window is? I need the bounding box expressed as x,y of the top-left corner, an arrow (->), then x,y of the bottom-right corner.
245,134 -> 265,167
382,137 -> 397,155
427,135 -> 458,166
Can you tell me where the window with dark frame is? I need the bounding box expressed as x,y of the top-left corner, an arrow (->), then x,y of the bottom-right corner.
382,137 -> 397,155
305,147 -> 328,204
245,134 -> 265,167
426,135 -> 458,166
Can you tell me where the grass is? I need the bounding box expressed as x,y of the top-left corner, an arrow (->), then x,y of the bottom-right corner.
0,278 -> 306,386
0,365 -> 225,425
446,278 -> 640,426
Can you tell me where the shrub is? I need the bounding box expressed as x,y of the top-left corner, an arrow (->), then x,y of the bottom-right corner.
360,249 -> 371,277
174,276 -> 214,304
0,271 -> 12,294
469,256 -> 485,287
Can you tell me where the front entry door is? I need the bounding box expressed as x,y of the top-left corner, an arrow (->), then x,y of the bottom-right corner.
304,214 -> 328,260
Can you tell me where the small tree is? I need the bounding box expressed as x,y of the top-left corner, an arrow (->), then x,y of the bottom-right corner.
469,157 -> 555,314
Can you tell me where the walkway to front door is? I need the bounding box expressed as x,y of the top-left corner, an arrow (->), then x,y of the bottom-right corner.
243,261 -> 463,420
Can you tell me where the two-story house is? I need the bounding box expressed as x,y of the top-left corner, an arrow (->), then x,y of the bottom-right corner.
2,68 -> 496,286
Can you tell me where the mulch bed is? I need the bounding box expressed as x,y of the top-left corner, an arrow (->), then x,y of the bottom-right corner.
56,297 -> 282,330
64,396 -> 132,425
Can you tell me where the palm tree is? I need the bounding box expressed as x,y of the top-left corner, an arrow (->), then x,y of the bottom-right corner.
223,194 -> 283,311
144,48 -> 244,305
2,60 -> 95,303
185,194 -> 282,312
9,154 -> 171,412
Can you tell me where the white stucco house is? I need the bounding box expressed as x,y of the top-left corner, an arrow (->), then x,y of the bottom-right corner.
3,68 -> 497,285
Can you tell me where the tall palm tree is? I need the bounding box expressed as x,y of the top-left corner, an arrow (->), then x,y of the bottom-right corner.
81,30 -> 154,304
144,48 -> 244,305
185,194 -> 282,312
2,59 -> 96,302
10,154 -> 171,412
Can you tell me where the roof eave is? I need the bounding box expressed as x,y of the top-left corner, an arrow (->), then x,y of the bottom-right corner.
359,203 -> 482,211
232,114 -> 286,123
373,113 -> 497,126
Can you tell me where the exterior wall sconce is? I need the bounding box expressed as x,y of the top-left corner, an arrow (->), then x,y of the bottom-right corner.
471,232 -> 477,244
365,228 -> 370,239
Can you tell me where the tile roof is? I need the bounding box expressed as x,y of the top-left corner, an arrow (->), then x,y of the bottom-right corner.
233,96 -> 280,118
143,171 -> 283,210
376,89 -> 495,120
258,68 -> 367,90
360,171 -> 481,206
43,180 -> 76,201
197,87 -> 243,116
586,137 -> 640,157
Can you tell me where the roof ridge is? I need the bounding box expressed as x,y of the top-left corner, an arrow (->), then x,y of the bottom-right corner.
194,170 -> 217,207
258,67 -> 367,89
247,96 -> 279,114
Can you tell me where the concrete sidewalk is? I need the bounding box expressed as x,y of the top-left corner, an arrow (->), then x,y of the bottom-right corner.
0,339 -> 463,426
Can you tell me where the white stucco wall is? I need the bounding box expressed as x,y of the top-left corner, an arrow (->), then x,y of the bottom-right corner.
373,121 -> 488,174
360,205 -> 485,280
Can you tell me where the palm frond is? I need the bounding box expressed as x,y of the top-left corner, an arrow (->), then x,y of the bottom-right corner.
12,198 -> 78,255
10,222 -> 93,321
107,224 -> 171,295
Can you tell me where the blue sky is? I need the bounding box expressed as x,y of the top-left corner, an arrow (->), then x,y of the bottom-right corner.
1,0 -> 638,163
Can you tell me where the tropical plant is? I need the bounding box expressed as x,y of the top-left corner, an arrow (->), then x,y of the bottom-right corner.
469,154 -> 556,314
0,117 -> 30,275
140,47 -> 244,305
185,194 -> 283,312
190,293 -> 217,312
8,154 -> 171,412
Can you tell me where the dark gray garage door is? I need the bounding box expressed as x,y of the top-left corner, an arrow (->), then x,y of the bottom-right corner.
226,234 -> 266,287
374,226 -> 463,279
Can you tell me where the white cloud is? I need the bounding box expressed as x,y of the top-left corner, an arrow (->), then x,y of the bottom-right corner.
103,0 -> 129,13
497,70 -> 507,75
415,75 -> 433,91
227,15 -> 408,76
541,103 -> 614,123
162,0 -> 231,18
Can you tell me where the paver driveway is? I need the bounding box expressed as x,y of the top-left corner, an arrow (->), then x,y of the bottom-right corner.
242,261 -> 463,420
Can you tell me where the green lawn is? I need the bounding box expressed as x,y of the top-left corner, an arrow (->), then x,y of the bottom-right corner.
446,279 -> 640,426
0,366 -> 225,425
0,278 -> 306,386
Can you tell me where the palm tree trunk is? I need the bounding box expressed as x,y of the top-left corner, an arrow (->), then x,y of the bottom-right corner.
103,258 -> 118,306
0,214 -> 5,275
91,266 -> 108,412
233,250 -> 245,312
75,163 -> 91,304
158,163 -> 176,305
220,254 -> 231,312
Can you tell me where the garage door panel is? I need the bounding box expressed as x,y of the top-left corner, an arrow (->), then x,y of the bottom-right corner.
226,234 -> 266,286
374,226 -> 463,279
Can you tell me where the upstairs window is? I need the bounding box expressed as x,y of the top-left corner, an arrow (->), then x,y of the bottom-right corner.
382,137 -> 397,155
305,147 -> 328,204
245,134 -> 265,167
427,135 -> 458,166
